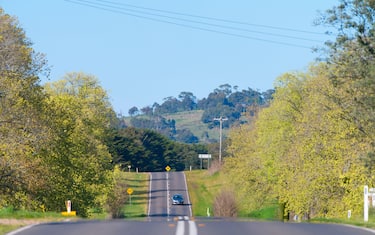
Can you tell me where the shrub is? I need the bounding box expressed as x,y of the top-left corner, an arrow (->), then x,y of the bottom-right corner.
213,189 -> 238,217
106,166 -> 128,218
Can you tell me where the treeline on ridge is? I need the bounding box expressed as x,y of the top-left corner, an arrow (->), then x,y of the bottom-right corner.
126,85 -> 274,143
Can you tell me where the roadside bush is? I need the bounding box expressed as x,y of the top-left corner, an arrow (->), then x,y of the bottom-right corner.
106,166 -> 128,218
213,189 -> 238,217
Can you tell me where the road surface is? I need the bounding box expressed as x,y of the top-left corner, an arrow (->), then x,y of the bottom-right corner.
9,171 -> 375,235
148,171 -> 192,219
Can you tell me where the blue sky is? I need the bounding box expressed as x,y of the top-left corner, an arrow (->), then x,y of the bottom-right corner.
1,0 -> 338,115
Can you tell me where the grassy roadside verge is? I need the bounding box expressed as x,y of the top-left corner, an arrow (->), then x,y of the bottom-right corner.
0,210 -> 66,235
122,172 -> 149,218
185,170 -> 227,216
185,169 -> 375,231
0,172 -> 150,235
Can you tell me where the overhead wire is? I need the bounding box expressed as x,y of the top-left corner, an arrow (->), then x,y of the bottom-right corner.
92,0 -> 326,36
64,0 -> 331,49
71,0 -> 323,44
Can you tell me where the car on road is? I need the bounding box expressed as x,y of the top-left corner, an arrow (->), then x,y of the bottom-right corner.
172,194 -> 184,205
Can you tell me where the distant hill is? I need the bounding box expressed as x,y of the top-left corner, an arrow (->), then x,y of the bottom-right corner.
122,110 -> 228,143
121,84 -> 274,143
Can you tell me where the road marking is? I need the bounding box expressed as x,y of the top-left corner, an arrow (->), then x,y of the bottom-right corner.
175,219 -> 198,235
166,172 -> 171,219
189,220 -> 198,235
182,172 -> 193,217
147,172 -> 152,217
175,221 -> 185,235
6,224 -> 36,235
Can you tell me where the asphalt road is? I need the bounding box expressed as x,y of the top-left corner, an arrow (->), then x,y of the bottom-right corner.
148,171 -> 192,219
9,171 -> 375,235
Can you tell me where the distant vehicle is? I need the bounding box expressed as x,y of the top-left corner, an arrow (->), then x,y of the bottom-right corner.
172,194 -> 184,205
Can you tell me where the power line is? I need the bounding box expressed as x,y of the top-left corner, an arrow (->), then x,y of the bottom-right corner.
92,0 -> 326,36
64,0 -> 329,49
71,0 -> 323,44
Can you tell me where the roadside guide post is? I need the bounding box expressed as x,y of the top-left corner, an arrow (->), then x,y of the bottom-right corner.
127,188 -> 134,205
61,200 -> 76,216
365,185 -> 369,222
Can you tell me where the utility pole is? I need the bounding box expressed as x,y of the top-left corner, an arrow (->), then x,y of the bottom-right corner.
214,117 -> 228,164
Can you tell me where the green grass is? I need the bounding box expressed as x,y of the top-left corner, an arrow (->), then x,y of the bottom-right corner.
241,204 -> 281,220
185,170 -> 227,216
164,110 -> 230,141
0,207 -> 63,219
124,110 -> 229,142
122,172 -> 149,218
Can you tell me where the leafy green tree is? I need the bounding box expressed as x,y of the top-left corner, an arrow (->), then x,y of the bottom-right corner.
178,91 -> 197,111
226,64 -> 369,219
0,8 -> 51,209
42,72 -> 115,216
128,106 -> 139,116
109,127 -> 206,171
320,0 -> 375,172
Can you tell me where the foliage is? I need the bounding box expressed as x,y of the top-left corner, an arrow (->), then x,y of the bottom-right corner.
109,127 -> 207,171
0,8 -> 51,210
226,63 -> 370,219
126,86 -> 274,143
42,73 -> 116,217
319,0 -> 375,171
224,0 -> 375,221
106,166 -> 128,218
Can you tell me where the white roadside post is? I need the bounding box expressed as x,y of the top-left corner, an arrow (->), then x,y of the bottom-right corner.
364,185 -> 369,222
66,200 -> 71,213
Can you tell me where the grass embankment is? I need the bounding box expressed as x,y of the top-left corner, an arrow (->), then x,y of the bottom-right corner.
186,169 -> 274,218
122,172 -> 149,218
185,169 -> 228,216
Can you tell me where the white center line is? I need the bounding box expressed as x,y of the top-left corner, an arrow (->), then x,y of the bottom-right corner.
176,221 -> 185,235
189,220 -> 198,235
166,172 -> 170,219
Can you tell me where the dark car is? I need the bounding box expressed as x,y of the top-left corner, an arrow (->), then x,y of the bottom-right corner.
172,194 -> 184,205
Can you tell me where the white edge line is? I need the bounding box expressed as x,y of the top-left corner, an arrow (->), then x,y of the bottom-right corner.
147,172 -> 152,218
183,172 -> 193,217
6,224 -> 37,235
343,224 -> 375,234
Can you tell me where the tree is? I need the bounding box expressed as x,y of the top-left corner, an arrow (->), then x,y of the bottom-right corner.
0,8 -> 51,209
225,63 -> 369,219
178,91 -> 197,111
43,72 -> 115,216
320,0 -> 375,163
128,106 -> 139,116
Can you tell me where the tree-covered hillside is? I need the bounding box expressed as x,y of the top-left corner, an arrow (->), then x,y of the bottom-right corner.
124,84 -> 274,143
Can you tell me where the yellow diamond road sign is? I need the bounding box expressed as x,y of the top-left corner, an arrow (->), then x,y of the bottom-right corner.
165,166 -> 171,172
127,188 -> 133,195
